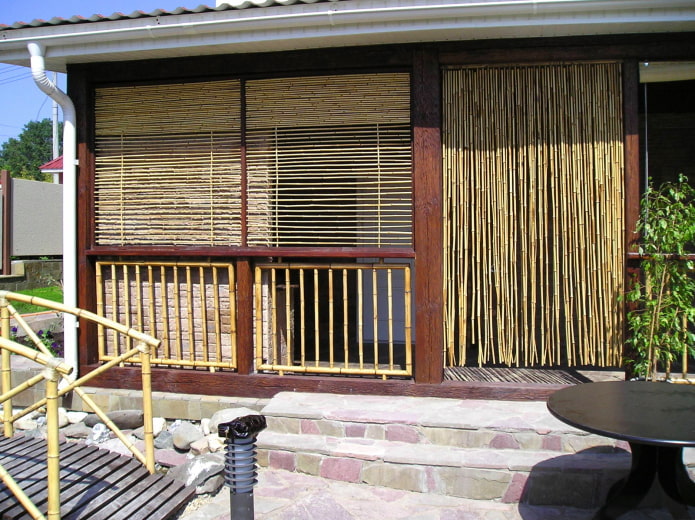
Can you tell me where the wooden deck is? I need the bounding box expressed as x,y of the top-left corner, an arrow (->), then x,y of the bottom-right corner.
0,434 -> 195,520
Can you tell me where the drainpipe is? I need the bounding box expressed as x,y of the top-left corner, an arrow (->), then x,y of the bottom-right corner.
27,42 -> 77,378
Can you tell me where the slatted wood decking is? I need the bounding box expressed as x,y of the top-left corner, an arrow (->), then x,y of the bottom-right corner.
0,434 -> 195,520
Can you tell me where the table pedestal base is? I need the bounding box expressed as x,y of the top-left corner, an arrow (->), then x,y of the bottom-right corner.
595,444 -> 695,520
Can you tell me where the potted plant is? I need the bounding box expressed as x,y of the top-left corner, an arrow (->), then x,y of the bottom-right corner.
625,174 -> 695,381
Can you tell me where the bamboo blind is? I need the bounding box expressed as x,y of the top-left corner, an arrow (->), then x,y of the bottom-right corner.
96,260 -> 236,370
94,80 -> 242,246
442,63 -> 625,368
254,262 -> 412,378
245,73 -> 413,247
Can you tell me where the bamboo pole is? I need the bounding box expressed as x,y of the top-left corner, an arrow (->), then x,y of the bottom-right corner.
160,266 -> 171,359
45,369 -> 60,520
328,268 -> 334,368
1,296 -> 12,438
299,268 -> 306,368
313,269 -> 319,367
173,267 -> 183,361
0,466 -> 45,520
285,267 -> 292,367
138,341 -> 155,473
343,269 -> 349,369
186,266 -> 194,362
199,266 -> 209,364
254,267 -> 264,369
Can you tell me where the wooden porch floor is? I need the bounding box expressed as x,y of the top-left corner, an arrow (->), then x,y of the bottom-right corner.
444,366 -> 625,384
0,434 -> 195,520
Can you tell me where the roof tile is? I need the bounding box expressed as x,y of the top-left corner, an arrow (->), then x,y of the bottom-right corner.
0,1 -> 342,30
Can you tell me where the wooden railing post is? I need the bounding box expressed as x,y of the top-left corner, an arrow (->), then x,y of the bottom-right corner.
45,367 -> 61,520
1,295 -> 12,437
138,341 -> 155,473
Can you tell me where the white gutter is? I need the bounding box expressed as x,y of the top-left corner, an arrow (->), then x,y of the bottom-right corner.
28,42 -> 77,378
1,0 -> 694,70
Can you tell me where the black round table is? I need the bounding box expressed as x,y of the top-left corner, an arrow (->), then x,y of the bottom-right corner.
547,381 -> 695,519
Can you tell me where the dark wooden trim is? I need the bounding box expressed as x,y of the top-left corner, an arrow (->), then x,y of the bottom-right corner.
622,59 -> 641,380
81,364 -> 565,401
69,46 -> 414,85
84,246 -> 416,258
0,170 -> 11,275
69,68 -> 100,366
439,32 -> 695,65
412,48 -> 443,384
623,60 -> 641,254
235,258 -> 253,375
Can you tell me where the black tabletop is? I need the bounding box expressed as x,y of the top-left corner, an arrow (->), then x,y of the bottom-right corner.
547,381 -> 695,447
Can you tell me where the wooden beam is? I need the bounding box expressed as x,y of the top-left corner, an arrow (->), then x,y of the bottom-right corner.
82,365 -> 564,402
412,48 -> 444,384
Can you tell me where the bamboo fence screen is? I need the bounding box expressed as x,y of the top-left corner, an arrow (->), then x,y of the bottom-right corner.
245,73 -> 412,248
96,260 -> 236,370
442,62 -> 625,368
94,80 -> 242,246
255,262 -> 412,378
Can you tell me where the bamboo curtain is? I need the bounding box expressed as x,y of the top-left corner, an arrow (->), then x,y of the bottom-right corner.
443,62 -> 625,368
94,80 -> 242,246
245,73 -> 412,248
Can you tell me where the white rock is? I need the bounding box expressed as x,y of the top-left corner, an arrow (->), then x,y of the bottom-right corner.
200,418 -> 211,436
207,434 -> 225,453
189,437 -> 209,456
67,411 -> 88,424
14,417 -> 38,430
153,417 -> 167,436
58,407 -> 70,428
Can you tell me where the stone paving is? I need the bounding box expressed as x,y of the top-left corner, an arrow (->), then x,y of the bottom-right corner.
177,467 -> 687,520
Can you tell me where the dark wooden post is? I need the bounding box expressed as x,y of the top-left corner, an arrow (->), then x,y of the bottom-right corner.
623,60 -> 641,379
235,258 -> 254,375
0,170 -> 10,276
412,48 -> 444,384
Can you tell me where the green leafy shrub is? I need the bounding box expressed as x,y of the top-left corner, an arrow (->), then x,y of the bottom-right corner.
625,174 -> 695,380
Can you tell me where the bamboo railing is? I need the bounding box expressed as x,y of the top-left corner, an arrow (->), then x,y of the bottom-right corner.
255,261 -> 413,379
96,260 -> 236,371
0,291 -> 161,520
442,62 -> 625,368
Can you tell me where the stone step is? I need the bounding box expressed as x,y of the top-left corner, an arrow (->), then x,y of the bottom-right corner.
261,391 -> 626,453
257,430 -> 630,508
257,392 -> 695,507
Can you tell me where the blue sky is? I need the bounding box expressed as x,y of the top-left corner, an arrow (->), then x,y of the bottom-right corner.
0,1 -> 195,146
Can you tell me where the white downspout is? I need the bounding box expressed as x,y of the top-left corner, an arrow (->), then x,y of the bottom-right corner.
28,42 -> 77,378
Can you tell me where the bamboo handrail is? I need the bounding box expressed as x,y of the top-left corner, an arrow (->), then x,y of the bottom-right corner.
0,290 -> 161,520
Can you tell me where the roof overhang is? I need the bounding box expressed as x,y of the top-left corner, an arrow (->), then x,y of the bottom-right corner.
1,0 -> 695,72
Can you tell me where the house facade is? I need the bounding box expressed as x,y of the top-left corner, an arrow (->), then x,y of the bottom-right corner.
1,0 -> 693,400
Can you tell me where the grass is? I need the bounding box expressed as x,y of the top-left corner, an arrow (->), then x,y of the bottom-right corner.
11,287 -> 64,314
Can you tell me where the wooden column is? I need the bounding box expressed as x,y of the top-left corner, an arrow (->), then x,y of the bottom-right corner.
69,67 -> 99,366
235,258 -> 254,375
622,60 -> 641,379
412,49 -> 444,384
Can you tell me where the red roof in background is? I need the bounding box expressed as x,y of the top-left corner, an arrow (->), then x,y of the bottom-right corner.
40,156 -> 63,171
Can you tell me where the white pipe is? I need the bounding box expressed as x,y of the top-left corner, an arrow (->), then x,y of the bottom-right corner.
28,42 -> 77,378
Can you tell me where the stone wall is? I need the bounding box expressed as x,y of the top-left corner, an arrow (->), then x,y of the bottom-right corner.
0,259 -> 62,292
